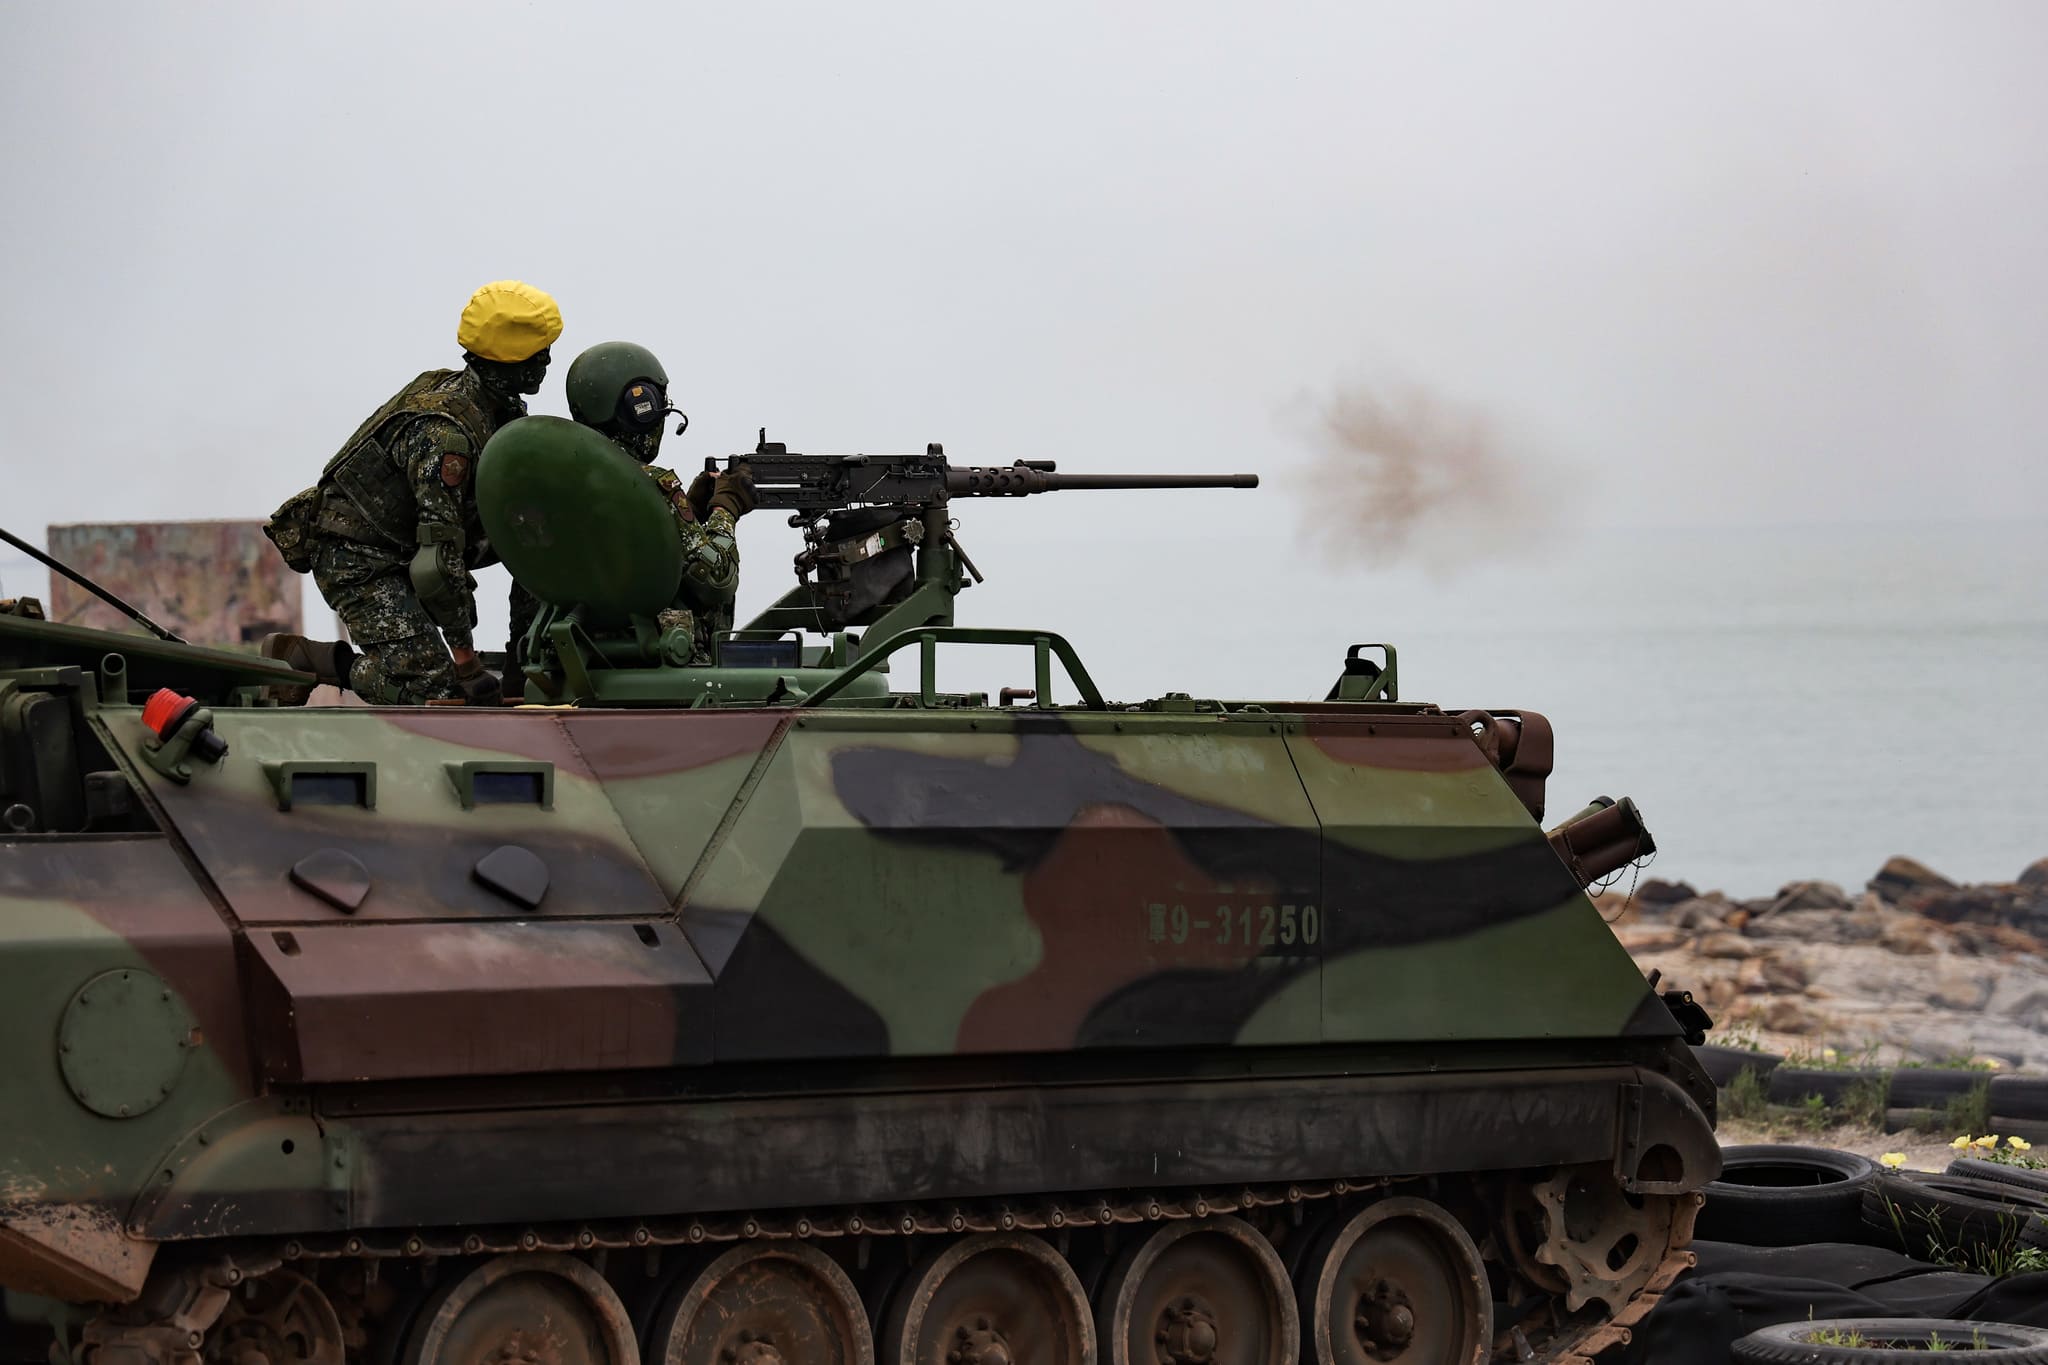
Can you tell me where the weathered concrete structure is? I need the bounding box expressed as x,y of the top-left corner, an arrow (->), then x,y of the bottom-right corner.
45,520 -> 301,645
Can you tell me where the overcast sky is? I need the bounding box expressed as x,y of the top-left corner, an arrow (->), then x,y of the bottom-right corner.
4,3 -> 2045,889
2,2 -> 2043,649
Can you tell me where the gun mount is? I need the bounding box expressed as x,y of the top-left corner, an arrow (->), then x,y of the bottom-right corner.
477,420 -> 1257,705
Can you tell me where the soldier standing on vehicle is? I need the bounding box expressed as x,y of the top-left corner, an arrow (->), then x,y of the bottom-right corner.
505,341 -> 756,666
262,280 -> 563,704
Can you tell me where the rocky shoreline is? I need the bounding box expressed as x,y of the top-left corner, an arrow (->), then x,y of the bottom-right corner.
1601,854 -> 2048,1069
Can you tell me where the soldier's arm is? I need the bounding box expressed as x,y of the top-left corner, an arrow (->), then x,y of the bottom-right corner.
677,508 -> 740,606
396,417 -> 480,653
646,467 -> 740,606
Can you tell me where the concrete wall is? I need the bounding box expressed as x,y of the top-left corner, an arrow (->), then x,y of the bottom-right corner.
46,520 -> 301,646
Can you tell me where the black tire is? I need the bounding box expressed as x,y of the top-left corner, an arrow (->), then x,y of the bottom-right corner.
1860,1170 -> 2048,1258
1695,1144 -> 1876,1246
1883,1106 -> 1945,1135
1696,1043 -> 1783,1088
1991,1116 -> 2048,1145
1888,1068 -> 1989,1108
1768,1066 -> 1882,1107
1947,1156 -> 2048,1197
1733,1316 -> 2048,1362
1992,1076 -> 2048,1121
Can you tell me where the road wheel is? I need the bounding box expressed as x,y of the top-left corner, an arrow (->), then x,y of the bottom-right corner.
1295,1198 -> 1489,1365
401,1255 -> 638,1365
648,1242 -> 871,1365
878,1233 -> 1092,1365
1094,1216 -> 1296,1365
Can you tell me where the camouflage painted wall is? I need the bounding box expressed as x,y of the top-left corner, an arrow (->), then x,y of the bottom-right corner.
45,520 -> 301,645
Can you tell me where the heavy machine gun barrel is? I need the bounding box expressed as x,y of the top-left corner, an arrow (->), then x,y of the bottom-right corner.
708,435 -> 1258,514
944,467 -> 1259,496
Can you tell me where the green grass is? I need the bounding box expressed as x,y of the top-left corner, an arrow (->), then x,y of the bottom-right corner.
1723,1065 -> 1769,1121
1804,1323 -> 1990,1351
1875,1195 -> 2048,1278
1782,1042 -> 1882,1072
1943,1081 -> 1992,1137
1840,1074 -> 1889,1130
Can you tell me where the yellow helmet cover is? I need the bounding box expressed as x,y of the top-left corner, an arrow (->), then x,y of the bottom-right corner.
456,280 -> 563,363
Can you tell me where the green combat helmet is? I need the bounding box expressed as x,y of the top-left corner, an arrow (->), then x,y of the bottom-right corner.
564,340 -> 683,463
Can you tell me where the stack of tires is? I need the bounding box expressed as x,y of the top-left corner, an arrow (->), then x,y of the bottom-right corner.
1992,1075 -> 2048,1146
1698,1143 -> 2048,1256
1699,1146 -> 2048,1359
1690,1041 -> 2048,1141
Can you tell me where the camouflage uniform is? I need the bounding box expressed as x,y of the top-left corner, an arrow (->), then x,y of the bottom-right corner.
281,369 -> 522,703
507,463 -> 739,665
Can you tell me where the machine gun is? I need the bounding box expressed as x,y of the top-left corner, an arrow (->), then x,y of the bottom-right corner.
709,430 -> 1257,514
717,431 -> 1257,642
476,416 -> 1256,702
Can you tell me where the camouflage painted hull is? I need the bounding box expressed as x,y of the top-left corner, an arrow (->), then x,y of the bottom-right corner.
1,610 -> 1716,1365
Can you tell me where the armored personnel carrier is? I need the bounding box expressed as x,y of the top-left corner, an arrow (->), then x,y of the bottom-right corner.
1,425 -> 1716,1365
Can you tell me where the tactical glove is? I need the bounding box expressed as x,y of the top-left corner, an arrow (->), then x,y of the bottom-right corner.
685,470 -> 717,523
453,655 -> 502,706
710,464 -> 758,519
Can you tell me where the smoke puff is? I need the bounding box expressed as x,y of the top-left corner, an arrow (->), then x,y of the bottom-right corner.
1293,380 -> 1566,574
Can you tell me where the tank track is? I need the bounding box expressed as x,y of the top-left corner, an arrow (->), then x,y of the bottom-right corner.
278,1176 -> 1365,1262
123,1171 -> 1700,1364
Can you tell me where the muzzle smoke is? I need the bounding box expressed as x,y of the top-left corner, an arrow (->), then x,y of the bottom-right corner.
1292,379 -> 1565,572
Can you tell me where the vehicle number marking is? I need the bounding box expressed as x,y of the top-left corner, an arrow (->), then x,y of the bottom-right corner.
1146,901 -> 1319,948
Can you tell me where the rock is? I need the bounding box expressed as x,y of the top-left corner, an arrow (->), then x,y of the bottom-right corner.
1759,955 -> 1810,992
1670,897 -> 1732,930
1697,932 -> 1759,960
1879,917 -> 1937,956
1766,880 -> 1852,914
2018,858 -> 2048,890
1615,925 -> 1684,954
1870,855 -> 1957,903
1746,907 -> 1873,946
1985,975 -> 2048,1021
1763,998 -> 1821,1033
1635,877 -> 1699,906
1929,963 -> 1994,1012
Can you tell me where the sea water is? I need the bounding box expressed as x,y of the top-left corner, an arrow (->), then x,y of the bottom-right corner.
1286,522 -> 2047,898
985,519 -> 2046,899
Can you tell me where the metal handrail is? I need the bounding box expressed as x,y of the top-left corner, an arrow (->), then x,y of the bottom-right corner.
797,626 -> 1108,710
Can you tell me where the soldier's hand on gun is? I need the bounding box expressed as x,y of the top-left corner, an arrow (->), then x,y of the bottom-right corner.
685,470 -> 717,523
711,461 -> 758,519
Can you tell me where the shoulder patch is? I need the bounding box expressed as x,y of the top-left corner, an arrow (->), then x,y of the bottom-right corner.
427,421 -> 474,456
439,452 -> 471,487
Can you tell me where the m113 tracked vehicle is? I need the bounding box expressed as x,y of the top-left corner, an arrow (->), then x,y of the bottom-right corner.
1,424 -> 1716,1365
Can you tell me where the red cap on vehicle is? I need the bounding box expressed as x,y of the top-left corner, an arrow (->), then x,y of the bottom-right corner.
141,688 -> 196,738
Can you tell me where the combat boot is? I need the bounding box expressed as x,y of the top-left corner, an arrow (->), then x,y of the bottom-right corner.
259,634 -> 357,706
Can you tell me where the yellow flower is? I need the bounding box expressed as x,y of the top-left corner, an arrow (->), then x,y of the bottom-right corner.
1974,1134 -> 1999,1149
1879,1152 -> 1907,1169
1822,1047 -> 1838,1062
1952,1135 -> 1972,1149
2011,1137 -> 2034,1153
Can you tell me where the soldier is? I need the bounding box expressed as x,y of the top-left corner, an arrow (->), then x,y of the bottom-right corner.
506,341 -> 756,666
262,280 -> 563,704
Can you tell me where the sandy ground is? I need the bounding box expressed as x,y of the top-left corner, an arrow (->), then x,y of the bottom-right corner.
1717,1117 -> 1972,1174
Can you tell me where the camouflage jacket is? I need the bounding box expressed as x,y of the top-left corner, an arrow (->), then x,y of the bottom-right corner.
645,466 -> 740,611
296,370 -> 522,620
